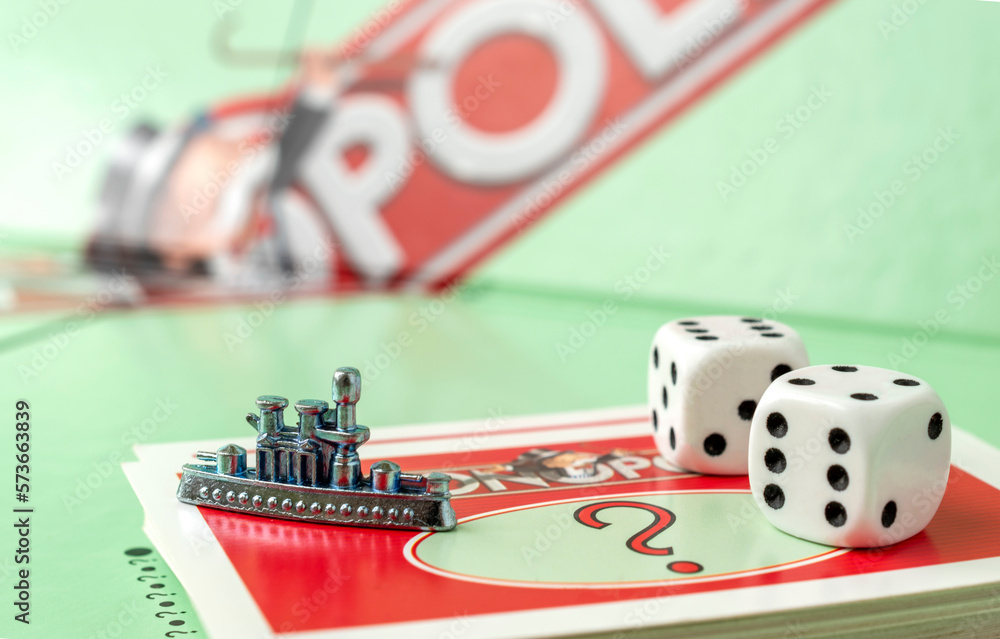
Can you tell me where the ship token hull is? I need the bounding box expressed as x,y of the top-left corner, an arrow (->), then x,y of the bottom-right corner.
177,464 -> 457,532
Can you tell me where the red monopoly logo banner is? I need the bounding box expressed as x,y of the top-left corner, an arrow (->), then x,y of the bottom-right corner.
213,0 -> 836,289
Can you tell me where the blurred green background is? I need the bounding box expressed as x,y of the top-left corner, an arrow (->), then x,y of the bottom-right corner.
1,0 -> 998,637
1,0 -> 998,332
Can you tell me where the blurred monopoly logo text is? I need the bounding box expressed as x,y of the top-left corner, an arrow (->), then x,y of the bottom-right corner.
210,0 -> 835,288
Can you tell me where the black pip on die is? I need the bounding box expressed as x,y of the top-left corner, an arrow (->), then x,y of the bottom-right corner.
648,316 -> 809,475
748,365 -> 951,548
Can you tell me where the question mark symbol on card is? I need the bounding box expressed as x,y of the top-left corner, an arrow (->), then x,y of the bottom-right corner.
574,501 -> 703,574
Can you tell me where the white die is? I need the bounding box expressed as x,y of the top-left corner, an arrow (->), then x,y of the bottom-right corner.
647,316 -> 809,475
748,365 -> 951,548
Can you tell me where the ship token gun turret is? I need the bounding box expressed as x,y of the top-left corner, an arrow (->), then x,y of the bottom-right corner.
176,367 -> 457,531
